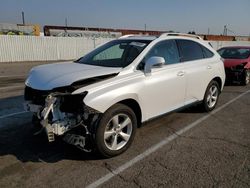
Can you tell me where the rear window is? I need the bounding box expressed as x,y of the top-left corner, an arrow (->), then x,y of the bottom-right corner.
218,48 -> 250,59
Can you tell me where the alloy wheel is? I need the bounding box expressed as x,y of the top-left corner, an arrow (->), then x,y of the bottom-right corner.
245,70 -> 250,85
104,113 -> 132,151
206,85 -> 219,108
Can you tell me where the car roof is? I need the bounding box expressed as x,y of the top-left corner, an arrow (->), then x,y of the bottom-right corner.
119,33 -> 203,42
118,35 -> 157,41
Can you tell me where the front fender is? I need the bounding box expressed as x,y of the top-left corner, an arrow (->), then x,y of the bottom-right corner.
84,89 -> 140,114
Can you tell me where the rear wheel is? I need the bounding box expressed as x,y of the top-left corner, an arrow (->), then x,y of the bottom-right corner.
241,69 -> 250,86
202,80 -> 220,112
94,104 -> 137,158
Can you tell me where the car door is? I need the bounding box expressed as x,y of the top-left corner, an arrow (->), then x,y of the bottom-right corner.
139,40 -> 186,120
176,39 -> 214,105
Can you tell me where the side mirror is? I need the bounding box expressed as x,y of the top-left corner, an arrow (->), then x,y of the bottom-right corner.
144,56 -> 165,76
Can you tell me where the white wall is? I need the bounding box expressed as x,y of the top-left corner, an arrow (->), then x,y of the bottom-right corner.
0,35 -> 250,62
0,35 -> 113,62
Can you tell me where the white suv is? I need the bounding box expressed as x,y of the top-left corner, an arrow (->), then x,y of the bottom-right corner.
24,33 -> 225,157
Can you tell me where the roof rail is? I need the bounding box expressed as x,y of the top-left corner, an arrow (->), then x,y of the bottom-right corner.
159,33 -> 203,40
119,34 -> 136,39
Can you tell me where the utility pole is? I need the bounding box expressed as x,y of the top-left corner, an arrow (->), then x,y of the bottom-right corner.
22,11 -> 25,25
144,24 -> 147,32
65,18 -> 68,27
207,28 -> 210,35
223,25 -> 236,36
223,25 -> 227,36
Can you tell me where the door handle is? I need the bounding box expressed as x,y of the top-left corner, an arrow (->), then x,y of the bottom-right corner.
177,71 -> 185,76
207,65 -> 212,69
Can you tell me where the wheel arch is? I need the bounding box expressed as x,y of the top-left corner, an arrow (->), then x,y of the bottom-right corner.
84,91 -> 143,126
202,77 -> 223,101
118,99 -> 142,127
212,77 -> 223,91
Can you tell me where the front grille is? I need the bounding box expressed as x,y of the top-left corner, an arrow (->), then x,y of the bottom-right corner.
24,86 -> 50,105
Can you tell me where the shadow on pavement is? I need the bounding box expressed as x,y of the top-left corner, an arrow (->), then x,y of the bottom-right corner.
0,94 -> 102,163
0,120 -> 101,163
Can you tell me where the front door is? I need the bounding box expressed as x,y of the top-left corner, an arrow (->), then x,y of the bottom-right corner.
139,40 -> 186,120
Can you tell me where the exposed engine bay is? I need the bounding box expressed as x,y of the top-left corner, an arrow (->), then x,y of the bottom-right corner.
24,74 -> 118,151
24,90 -> 99,152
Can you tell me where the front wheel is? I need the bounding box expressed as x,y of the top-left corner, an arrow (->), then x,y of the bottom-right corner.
202,80 -> 220,112
94,104 -> 137,158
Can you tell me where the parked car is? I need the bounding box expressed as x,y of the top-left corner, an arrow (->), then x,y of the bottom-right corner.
217,46 -> 250,85
24,33 -> 225,157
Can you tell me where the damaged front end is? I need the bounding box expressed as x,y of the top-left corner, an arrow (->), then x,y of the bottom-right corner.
24,87 -> 100,152
225,62 -> 248,83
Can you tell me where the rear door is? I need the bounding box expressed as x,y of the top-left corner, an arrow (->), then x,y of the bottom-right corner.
176,39 -> 214,104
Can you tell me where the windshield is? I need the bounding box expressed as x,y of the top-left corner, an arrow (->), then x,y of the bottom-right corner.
218,48 -> 250,59
75,39 -> 151,67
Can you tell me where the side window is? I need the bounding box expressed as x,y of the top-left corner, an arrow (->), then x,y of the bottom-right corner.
177,40 -> 204,62
145,40 -> 180,65
201,45 -> 214,58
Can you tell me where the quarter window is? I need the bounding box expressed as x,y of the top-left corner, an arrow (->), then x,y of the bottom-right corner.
177,40 -> 204,62
201,46 -> 214,58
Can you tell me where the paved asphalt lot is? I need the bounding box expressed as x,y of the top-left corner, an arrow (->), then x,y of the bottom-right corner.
0,62 -> 249,188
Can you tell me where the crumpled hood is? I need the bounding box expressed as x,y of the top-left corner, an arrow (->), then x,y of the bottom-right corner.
25,62 -> 121,90
223,59 -> 249,68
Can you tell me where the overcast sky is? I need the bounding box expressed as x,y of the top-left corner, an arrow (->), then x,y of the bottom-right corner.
0,0 -> 250,36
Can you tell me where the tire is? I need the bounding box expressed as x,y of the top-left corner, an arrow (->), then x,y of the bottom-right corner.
94,104 -> 137,158
241,69 -> 250,86
202,80 -> 220,112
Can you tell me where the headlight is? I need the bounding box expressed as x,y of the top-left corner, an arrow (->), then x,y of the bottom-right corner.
59,91 -> 88,113
235,62 -> 247,70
